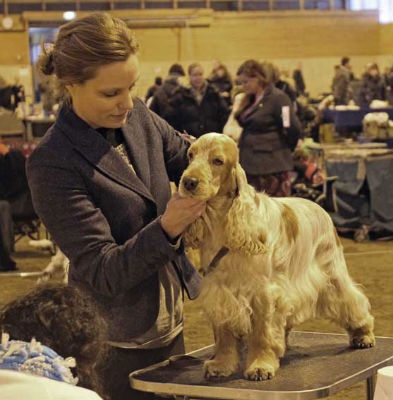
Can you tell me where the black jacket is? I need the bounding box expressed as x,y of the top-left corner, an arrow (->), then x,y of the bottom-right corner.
237,85 -> 302,176
149,76 -> 183,131
358,75 -> 386,108
0,150 -> 28,200
27,99 -> 201,342
172,84 -> 229,138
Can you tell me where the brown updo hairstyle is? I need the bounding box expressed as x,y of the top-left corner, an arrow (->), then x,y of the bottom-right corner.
236,59 -> 272,88
235,59 -> 274,116
0,284 -> 109,399
37,12 -> 139,102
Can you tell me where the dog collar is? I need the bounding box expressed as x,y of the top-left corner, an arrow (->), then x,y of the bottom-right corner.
201,246 -> 229,276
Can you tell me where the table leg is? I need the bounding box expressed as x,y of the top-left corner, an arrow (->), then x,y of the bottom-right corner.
366,374 -> 377,400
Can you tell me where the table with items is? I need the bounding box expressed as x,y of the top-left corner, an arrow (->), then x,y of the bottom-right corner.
322,107 -> 393,133
130,331 -> 393,400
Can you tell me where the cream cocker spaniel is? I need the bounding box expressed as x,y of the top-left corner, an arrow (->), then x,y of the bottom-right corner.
179,133 -> 375,381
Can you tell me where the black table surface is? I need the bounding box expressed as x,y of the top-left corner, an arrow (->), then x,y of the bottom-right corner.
130,331 -> 393,400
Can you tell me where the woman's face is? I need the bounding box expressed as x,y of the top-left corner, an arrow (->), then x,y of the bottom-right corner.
238,73 -> 263,95
189,66 -> 205,90
67,54 -> 140,129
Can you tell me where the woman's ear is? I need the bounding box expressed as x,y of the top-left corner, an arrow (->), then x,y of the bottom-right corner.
225,163 -> 268,255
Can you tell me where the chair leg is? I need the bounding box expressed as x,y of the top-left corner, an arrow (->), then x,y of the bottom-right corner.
366,374 -> 376,400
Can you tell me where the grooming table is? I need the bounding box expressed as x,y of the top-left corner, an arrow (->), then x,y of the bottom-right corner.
130,331 -> 393,400
0,271 -> 44,278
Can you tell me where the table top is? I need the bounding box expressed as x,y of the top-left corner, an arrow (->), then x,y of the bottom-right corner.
130,331 -> 393,400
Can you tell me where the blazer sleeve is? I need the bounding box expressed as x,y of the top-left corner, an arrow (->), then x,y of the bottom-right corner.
27,144 -> 186,298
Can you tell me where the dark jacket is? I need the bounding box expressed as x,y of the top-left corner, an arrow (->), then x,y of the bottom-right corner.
237,85 -> 302,176
26,99 -> 201,342
293,69 -> 306,96
332,66 -> 351,105
149,76 -> 183,131
275,80 -> 297,103
172,84 -> 229,138
208,75 -> 233,106
358,75 -> 386,108
0,150 -> 28,200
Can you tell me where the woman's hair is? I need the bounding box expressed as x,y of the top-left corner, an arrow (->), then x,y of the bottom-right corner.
365,62 -> 379,73
236,59 -> 273,87
235,60 -> 275,117
211,62 -> 231,80
188,62 -> 203,75
37,12 -> 139,100
0,284 -> 108,398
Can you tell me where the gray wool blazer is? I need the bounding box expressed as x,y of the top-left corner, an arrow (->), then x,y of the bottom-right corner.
26,99 -> 201,342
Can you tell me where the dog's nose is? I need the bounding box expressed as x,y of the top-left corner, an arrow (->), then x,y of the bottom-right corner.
183,177 -> 199,192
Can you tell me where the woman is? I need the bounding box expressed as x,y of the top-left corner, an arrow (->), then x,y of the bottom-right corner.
27,13 -> 205,400
0,284 -> 107,400
172,62 -> 229,138
358,63 -> 386,108
208,62 -> 233,107
235,60 -> 302,196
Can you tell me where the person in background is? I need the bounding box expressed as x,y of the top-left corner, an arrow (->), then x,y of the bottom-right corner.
0,141 -> 34,272
358,63 -> 387,108
145,76 -> 162,104
172,62 -> 229,138
149,63 -> 185,130
208,61 -> 233,107
293,62 -> 306,96
332,56 -> 353,105
235,59 -> 302,196
27,13 -> 204,400
0,284 -> 107,399
385,66 -> 393,105
272,64 -> 298,104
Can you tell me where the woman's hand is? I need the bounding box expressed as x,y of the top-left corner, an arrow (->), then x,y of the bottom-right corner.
161,192 -> 206,239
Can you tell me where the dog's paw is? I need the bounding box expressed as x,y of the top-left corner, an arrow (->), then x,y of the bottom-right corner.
351,333 -> 375,349
204,359 -> 237,379
244,363 -> 275,381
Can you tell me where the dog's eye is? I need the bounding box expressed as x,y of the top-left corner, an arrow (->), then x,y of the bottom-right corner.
213,158 -> 224,166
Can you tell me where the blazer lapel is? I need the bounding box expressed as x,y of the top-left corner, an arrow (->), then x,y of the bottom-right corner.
121,121 -> 151,192
57,106 -> 155,203
243,84 -> 273,120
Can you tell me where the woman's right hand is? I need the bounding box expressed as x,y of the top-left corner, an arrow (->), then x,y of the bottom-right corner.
160,192 -> 206,239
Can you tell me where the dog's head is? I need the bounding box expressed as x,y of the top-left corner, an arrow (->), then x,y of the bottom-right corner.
180,133 -> 267,255
179,133 -> 239,201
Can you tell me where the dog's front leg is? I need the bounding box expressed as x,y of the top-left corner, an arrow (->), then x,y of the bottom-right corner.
204,324 -> 239,379
244,312 -> 285,381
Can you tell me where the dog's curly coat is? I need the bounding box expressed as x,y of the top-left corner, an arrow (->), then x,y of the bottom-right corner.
179,133 -> 375,381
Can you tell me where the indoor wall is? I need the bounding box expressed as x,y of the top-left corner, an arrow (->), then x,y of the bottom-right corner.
0,10 -> 392,102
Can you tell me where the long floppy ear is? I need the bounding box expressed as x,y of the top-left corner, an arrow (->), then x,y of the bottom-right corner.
225,163 -> 268,255
183,217 -> 205,249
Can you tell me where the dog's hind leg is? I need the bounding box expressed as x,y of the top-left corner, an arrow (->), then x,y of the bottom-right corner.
204,324 -> 240,379
317,254 -> 375,349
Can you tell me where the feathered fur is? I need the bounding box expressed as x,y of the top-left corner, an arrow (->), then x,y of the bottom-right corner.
179,133 -> 375,381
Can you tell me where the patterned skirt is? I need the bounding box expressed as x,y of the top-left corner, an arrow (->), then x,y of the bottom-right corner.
246,171 -> 291,197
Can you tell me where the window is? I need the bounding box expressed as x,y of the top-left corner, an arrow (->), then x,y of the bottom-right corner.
349,0 -> 393,23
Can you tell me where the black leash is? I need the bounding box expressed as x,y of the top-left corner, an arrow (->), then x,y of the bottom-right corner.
201,246 -> 229,276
